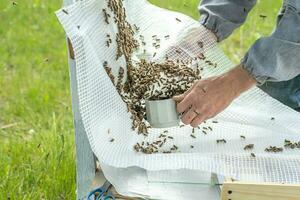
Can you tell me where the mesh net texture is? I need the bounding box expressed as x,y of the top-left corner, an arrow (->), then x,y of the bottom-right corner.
56,0 -> 300,188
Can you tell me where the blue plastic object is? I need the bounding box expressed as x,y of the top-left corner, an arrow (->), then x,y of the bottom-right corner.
87,181 -> 115,200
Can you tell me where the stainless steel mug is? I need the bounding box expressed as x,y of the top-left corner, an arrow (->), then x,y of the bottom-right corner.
145,98 -> 180,128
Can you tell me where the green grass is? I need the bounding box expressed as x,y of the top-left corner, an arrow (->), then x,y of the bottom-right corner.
0,0 -> 281,199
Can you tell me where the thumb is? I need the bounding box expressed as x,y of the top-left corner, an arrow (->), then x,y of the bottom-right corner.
173,84 -> 195,102
173,94 -> 185,102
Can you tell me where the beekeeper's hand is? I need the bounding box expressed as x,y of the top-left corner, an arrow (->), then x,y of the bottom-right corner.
173,65 -> 256,127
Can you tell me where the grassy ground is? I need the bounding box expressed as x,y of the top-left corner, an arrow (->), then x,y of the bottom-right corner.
0,0 -> 281,199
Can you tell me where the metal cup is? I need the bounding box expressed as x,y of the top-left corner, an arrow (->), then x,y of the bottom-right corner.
145,98 -> 180,128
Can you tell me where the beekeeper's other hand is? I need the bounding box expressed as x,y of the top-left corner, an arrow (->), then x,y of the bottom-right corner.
155,26 -> 217,63
173,65 -> 256,127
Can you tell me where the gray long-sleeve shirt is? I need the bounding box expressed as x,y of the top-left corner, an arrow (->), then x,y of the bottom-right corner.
199,0 -> 300,85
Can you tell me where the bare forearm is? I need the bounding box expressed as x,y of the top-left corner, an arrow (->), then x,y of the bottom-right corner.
222,65 -> 257,97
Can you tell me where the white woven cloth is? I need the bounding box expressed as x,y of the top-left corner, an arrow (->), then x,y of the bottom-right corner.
56,0 -> 300,190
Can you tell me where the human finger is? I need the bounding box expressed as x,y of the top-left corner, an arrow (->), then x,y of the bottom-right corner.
190,113 -> 207,127
176,92 -> 194,113
181,107 -> 198,125
173,84 -> 195,102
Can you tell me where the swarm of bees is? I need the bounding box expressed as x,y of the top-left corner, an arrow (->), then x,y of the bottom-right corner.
284,139 -> 300,149
103,0 -> 222,138
265,146 -> 283,153
101,0 -> 299,157
133,132 -> 178,154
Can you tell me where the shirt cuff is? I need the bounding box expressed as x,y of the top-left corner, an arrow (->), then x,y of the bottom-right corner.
199,14 -> 223,42
241,53 -> 268,86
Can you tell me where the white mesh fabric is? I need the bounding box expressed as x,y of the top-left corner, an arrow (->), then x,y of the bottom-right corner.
56,0 -> 300,184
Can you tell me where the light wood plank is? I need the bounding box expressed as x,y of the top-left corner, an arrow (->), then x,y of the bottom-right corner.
221,182 -> 300,200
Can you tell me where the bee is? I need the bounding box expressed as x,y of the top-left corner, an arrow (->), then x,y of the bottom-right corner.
134,145 -> 141,152
244,144 -> 254,150
163,138 -> 167,143
153,52 -> 156,57
190,134 -> 196,139
240,135 -> 246,139
212,121 -> 218,123
175,18 -> 182,22
77,25 -> 80,29
102,9 -> 110,24
176,49 -> 182,54
197,41 -> 203,48
259,14 -> 267,20
277,147 -> 283,152
164,35 -> 170,39
110,138 -> 115,142
133,24 -> 140,32
284,142 -> 292,148
103,61 -> 108,67
190,145 -> 194,149
265,148 -> 270,152
163,130 -> 168,133
107,129 -> 111,134
216,139 -> 226,144
168,136 -> 174,139
265,146 -> 283,153
62,9 -> 69,15
159,142 -> 164,148
271,117 -> 275,120
284,139 -> 291,144
202,130 -> 207,135
208,126 -> 212,131
197,53 -> 205,60
250,153 -> 256,158
180,125 -> 185,128
192,128 -> 195,133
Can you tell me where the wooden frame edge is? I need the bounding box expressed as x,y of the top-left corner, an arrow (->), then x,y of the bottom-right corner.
221,181 -> 300,200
